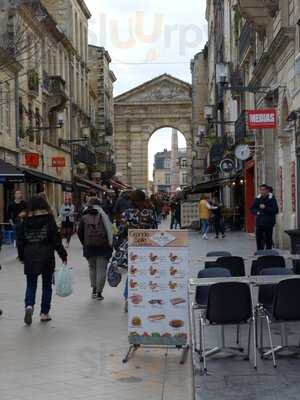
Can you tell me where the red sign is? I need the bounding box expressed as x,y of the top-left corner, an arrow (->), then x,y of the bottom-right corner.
24,153 -> 39,168
52,157 -> 66,168
291,161 -> 296,213
248,109 -> 277,129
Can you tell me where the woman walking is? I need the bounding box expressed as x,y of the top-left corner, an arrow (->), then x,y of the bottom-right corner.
17,196 -> 67,325
198,195 -> 217,240
60,198 -> 75,248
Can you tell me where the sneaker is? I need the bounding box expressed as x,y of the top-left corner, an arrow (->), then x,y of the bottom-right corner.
222,234 -> 226,239
24,306 -> 33,326
215,236 -> 219,239
202,234 -> 208,240
91,288 -> 97,299
40,314 -> 52,322
97,292 -> 104,301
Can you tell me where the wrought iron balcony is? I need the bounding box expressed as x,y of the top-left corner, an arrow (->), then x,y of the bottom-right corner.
42,70 -> 68,111
73,144 -> 96,166
27,69 -> 39,96
235,111 -> 247,143
239,22 -> 254,63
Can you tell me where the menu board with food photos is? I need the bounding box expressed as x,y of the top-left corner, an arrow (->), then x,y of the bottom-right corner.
128,230 -> 188,347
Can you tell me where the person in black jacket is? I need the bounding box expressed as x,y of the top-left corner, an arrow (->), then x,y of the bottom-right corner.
78,198 -> 113,300
251,184 -> 279,250
17,196 -> 67,325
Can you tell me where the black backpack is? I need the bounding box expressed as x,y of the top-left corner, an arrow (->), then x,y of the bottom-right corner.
83,214 -> 109,247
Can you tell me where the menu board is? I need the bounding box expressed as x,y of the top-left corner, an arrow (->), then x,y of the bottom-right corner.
128,230 -> 189,347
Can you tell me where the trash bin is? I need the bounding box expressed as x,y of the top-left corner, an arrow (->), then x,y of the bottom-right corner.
285,229 -> 300,274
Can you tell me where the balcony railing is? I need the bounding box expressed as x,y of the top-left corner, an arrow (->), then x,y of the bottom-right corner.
239,22 -> 254,63
73,144 -> 96,166
43,71 -> 66,95
235,111 -> 247,143
42,71 -> 68,111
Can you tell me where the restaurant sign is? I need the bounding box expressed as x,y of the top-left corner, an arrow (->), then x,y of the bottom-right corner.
248,109 -> 277,130
24,153 -> 39,168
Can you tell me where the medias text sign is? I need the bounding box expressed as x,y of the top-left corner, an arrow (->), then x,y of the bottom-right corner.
248,109 -> 277,130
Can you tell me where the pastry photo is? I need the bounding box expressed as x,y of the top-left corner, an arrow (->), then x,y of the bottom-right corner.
131,316 -> 142,327
169,319 -> 184,328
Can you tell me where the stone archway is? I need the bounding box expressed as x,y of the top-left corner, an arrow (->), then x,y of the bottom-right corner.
114,74 -> 192,190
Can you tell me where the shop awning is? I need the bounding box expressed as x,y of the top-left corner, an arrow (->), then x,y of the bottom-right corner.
21,168 -> 62,184
193,177 -> 233,193
74,175 -> 107,192
0,160 -> 24,182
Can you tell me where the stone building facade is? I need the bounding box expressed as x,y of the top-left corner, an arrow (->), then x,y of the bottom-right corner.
153,147 -> 189,194
88,45 -> 117,182
200,0 -> 300,246
0,0 -> 104,218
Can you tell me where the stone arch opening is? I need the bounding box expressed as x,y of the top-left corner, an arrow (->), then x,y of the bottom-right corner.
114,74 -> 193,190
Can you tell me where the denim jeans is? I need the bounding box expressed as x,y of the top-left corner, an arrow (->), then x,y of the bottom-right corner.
200,219 -> 209,235
170,214 -> 180,229
124,276 -> 128,300
25,273 -> 53,314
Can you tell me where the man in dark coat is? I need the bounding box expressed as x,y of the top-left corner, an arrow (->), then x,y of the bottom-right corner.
251,184 -> 279,250
17,196 -> 67,325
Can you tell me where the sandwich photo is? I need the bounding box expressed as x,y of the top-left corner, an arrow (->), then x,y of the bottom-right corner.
170,298 -> 186,306
149,299 -> 164,305
148,314 -> 166,322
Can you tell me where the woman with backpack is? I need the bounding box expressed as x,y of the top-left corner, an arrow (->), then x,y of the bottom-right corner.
78,197 -> 113,300
17,196 -> 67,325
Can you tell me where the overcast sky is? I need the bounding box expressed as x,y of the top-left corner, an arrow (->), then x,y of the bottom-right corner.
86,0 -> 208,179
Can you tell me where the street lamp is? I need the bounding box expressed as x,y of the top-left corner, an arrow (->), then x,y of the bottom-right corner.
216,63 -> 230,84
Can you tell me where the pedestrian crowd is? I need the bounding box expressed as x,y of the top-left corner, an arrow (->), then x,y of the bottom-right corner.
0,187 -> 179,325
0,182 -> 279,325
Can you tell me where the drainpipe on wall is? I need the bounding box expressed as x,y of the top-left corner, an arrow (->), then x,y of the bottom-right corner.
15,70 -> 20,166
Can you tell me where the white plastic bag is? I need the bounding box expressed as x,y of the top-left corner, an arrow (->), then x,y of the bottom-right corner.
55,265 -> 73,297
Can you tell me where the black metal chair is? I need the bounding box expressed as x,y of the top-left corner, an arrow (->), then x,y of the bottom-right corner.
261,278 -> 300,367
251,255 -> 286,275
257,268 -> 294,355
199,282 -> 257,374
215,256 -> 246,344
192,268 -> 231,355
254,250 -> 280,256
216,256 -> 246,277
204,251 -> 232,270
206,251 -> 232,257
